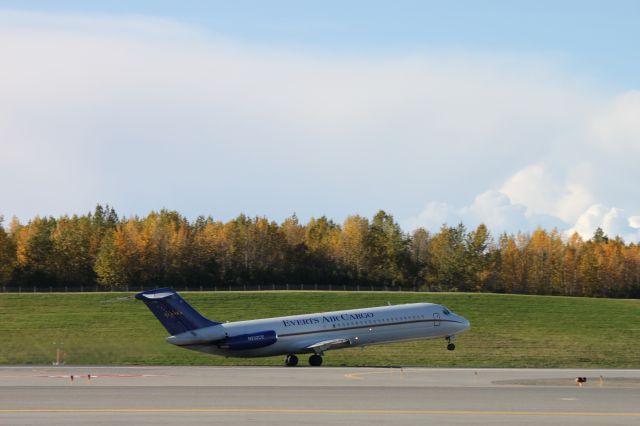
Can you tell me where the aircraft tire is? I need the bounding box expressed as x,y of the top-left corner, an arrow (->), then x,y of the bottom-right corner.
447,343 -> 456,351
309,354 -> 323,366
285,354 -> 299,367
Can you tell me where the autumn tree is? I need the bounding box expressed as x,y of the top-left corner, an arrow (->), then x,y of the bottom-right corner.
340,215 -> 370,283
562,232 -> 583,296
578,241 -> 600,296
94,219 -> 140,288
406,227 -> 429,288
1,206 -> 640,297
304,216 -> 342,284
13,216 -> 58,288
524,228 -> 564,295
497,233 -> 528,294
280,214 -> 309,284
245,217 -> 287,284
190,216 -> 224,287
50,215 -> 95,287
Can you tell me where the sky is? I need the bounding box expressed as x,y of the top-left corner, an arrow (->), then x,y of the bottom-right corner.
1,1 -> 639,241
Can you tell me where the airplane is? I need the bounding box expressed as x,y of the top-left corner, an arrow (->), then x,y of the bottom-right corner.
136,288 -> 470,366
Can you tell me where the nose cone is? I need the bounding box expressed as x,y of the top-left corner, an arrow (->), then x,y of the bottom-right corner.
457,316 -> 470,332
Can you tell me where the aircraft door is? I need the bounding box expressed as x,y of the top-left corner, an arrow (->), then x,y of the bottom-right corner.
433,313 -> 440,326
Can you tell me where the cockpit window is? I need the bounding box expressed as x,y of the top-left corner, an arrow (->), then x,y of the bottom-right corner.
442,307 -> 451,316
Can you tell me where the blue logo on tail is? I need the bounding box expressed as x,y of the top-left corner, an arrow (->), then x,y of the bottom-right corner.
136,288 -> 219,335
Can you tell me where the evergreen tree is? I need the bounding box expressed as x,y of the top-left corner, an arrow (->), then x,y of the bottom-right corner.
365,211 -> 410,287
465,224 -> 494,292
424,224 -> 467,290
592,227 -> 609,244
0,217 -> 16,286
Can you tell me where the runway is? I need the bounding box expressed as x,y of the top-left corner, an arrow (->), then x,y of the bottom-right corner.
2,366 -> 640,425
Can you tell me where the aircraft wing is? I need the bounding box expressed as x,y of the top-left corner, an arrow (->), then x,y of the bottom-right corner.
305,338 -> 352,354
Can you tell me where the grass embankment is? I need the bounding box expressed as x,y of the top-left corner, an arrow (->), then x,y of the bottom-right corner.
0,291 -> 638,367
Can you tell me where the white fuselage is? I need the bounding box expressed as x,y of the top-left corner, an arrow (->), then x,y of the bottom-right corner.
168,302 -> 469,357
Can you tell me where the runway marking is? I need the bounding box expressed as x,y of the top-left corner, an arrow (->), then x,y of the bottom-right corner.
344,370 -> 403,380
36,374 -> 164,379
1,409 -> 639,417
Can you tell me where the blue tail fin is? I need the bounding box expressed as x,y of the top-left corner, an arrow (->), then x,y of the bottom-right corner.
135,288 -> 219,335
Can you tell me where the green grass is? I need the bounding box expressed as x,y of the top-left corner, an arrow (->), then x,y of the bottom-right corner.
0,291 -> 639,367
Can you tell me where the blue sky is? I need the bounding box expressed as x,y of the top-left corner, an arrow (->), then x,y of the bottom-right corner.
3,0 -> 638,89
1,1 -> 639,240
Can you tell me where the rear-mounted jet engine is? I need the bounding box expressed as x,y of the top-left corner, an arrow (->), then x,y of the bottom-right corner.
219,330 -> 277,350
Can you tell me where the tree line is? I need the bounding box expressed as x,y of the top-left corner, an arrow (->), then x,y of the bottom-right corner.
0,205 -> 639,298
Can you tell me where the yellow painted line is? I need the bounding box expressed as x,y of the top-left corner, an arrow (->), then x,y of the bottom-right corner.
1,409 -> 639,417
344,370 -> 403,380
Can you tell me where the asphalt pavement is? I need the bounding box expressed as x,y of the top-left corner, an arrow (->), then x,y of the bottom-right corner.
1,366 -> 639,425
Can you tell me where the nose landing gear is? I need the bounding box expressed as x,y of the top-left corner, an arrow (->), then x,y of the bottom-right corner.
446,336 -> 456,351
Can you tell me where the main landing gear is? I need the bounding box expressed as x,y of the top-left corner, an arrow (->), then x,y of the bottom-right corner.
285,354 -> 298,367
446,336 -> 456,351
309,354 -> 323,366
284,354 -> 324,366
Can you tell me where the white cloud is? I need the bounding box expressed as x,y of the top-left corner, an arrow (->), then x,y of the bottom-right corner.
591,91 -> 640,154
499,164 -> 594,224
0,9 -> 637,239
499,164 -> 558,218
405,189 -> 566,236
406,88 -> 640,241
460,190 -> 533,232
566,205 -> 640,243
407,163 -> 640,242
404,202 -> 453,231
